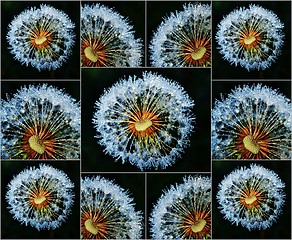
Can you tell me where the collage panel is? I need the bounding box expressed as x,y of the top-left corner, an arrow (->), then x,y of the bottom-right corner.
212,161 -> 291,239
147,172 -> 211,239
212,0 -> 291,79
81,68 -> 211,172
80,0 -> 145,67
1,80 -> 81,160
146,0 -> 211,67
80,172 -> 145,239
211,80 -> 291,160
1,160 -> 80,239
1,1 -> 80,79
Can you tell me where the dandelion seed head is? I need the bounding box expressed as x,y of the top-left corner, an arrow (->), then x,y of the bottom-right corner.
216,4 -> 284,71
1,84 -> 80,159
7,4 -> 75,71
81,3 -> 142,67
150,3 -> 211,67
93,71 -> 194,170
81,176 -> 142,239
150,175 -> 211,239
217,164 -> 285,230
6,164 -> 74,231
212,84 -> 291,159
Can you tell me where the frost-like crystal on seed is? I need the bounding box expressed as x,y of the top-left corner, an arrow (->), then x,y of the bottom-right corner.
1,84 -> 81,159
150,176 -> 211,239
7,4 -> 75,71
6,164 -> 74,231
217,164 -> 285,230
81,3 -> 142,67
212,84 -> 291,159
81,175 -> 142,239
150,3 -> 211,67
93,71 -> 195,170
216,4 -> 284,71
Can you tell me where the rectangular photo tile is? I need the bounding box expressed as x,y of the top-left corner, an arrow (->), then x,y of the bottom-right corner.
212,160 -> 291,239
1,160 -> 80,239
81,68 -> 211,172
147,172 -> 211,239
1,80 -> 81,160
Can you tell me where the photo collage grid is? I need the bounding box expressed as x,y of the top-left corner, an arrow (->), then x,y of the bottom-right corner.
0,0 -> 291,239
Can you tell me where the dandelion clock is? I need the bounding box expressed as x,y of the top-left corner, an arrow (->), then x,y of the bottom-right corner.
81,3 -> 142,67
93,71 -> 195,170
212,84 -> 291,160
1,84 -> 81,159
81,175 -> 143,239
6,4 -> 75,71
150,3 -> 211,67
217,164 -> 285,231
216,4 -> 284,71
6,164 -> 75,231
150,175 -> 211,239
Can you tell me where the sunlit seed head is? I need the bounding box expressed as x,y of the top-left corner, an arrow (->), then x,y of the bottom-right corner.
216,4 -> 284,71
93,71 -> 195,170
217,164 -> 286,231
150,176 -> 211,239
244,195 -> 257,205
1,84 -> 80,160
34,36 -> 47,45
135,119 -> 152,132
150,3 -> 211,67
212,84 -> 291,160
243,36 -> 256,45
29,188 -> 52,210
191,219 -> 207,233
6,164 -> 74,231
191,46 -> 207,61
81,211 -> 108,238
84,219 -> 99,235
34,195 -> 46,205
81,3 -> 142,67
28,135 -> 45,154
7,4 -> 75,71
81,176 -> 142,239
84,46 -> 98,63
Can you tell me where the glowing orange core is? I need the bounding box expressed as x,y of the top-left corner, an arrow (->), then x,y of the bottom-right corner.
30,30 -> 52,49
191,219 -> 207,233
29,189 -> 51,209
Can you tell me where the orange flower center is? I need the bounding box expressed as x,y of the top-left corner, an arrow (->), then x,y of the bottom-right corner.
29,189 -> 52,209
183,210 -> 211,238
22,126 -> 56,159
236,126 -> 269,159
30,29 -> 52,49
183,38 -> 211,66
239,30 -> 261,49
81,211 -> 108,239
128,110 -> 161,139
240,189 -> 262,209
81,38 -> 107,67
